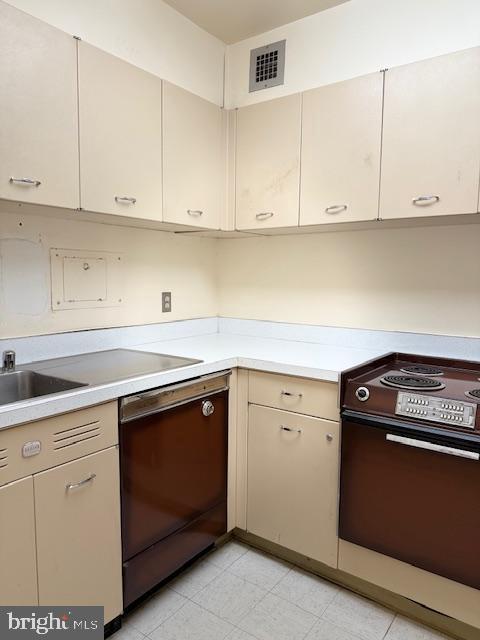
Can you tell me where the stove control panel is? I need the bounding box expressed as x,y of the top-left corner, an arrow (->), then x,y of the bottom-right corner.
396,393 -> 476,428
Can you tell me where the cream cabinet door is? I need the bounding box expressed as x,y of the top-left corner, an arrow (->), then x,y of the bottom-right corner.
163,82 -> 223,229
236,94 -> 301,230
0,2 -> 79,208
34,447 -> 122,623
380,47 -> 480,219
300,73 -> 383,225
0,477 -> 38,605
247,405 -> 339,567
78,42 -> 162,220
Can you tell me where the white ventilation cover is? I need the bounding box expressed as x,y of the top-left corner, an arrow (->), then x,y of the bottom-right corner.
249,40 -> 286,92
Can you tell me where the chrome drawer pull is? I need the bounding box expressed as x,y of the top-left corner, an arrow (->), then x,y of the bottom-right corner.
325,204 -> 347,214
10,177 -> 41,187
412,195 -> 440,206
66,473 -> 97,491
386,434 -> 479,460
280,425 -> 302,434
115,196 -> 137,204
281,390 -> 303,398
256,212 -> 274,220
187,209 -> 203,216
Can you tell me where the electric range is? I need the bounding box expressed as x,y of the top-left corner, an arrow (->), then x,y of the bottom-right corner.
338,352 -> 480,591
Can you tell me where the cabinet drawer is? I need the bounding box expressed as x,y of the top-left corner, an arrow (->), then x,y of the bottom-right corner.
0,402 -> 118,487
249,371 -> 339,421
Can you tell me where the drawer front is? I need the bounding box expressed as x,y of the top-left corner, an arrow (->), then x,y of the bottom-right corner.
249,371 -> 339,421
0,402 -> 118,486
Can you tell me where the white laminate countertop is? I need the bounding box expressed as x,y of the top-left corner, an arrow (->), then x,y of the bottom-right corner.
0,333 -> 383,430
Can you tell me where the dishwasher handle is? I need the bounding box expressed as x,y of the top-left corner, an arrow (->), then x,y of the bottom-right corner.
120,370 -> 231,423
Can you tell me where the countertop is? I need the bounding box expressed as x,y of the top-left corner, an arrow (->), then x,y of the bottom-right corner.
0,333 -> 382,430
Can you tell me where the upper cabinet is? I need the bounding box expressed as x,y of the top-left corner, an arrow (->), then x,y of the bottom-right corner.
78,41 -> 162,220
0,3 -> 79,209
300,73 -> 383,226
380,47 -> 480,219
235,94 -> 302,230
163,82 -> 224,230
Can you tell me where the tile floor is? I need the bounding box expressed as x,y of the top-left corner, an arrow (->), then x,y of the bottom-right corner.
118,541 -> 452,640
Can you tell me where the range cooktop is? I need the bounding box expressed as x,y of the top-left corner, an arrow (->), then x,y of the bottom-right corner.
341,353 -> 480,435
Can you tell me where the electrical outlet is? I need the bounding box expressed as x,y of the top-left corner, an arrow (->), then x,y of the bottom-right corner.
162,291 -> 172,313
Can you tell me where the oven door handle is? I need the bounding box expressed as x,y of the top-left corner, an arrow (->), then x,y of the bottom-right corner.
386,434 -> 480,461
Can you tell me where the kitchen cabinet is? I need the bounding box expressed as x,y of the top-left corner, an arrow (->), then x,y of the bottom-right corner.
78,41 -> 162,220
380,47 -> 480,219
35,447 -> 122,623
0,477 -> 38,605
0,2 -> 79,209
163,82 -> 224,229
300,73 -> 383,225
235,94 -> 302,230
247,404 -> 339,566
0,402 -> 122,622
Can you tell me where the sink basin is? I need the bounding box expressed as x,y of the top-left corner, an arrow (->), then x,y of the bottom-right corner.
0,370 -> 87,406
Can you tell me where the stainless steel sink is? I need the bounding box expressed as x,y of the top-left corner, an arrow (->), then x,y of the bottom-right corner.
0,370 -> 87,405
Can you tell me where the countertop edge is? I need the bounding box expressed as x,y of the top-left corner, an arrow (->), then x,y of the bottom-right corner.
0,355 -> 343,430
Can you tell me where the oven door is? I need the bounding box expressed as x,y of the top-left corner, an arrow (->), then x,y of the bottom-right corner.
339,411 -> 480,589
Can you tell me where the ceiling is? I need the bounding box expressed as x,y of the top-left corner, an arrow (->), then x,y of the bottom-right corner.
162,0 -> 350,44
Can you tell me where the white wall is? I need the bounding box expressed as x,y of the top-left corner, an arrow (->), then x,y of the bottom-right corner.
0,210 -> 218,339
226,0 -> 480,108
5,0 -> 225,105
217,224 -> 480,338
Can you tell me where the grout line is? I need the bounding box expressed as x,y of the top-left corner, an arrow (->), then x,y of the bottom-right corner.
382,612 -> 397,639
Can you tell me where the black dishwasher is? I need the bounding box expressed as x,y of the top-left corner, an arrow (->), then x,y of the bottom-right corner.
119,371 -> 230,608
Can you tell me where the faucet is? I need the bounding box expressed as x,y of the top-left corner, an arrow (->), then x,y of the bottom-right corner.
2,350 -> 15,373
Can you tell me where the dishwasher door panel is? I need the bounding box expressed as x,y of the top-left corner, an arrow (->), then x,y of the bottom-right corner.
121,390 -> 228,561
339,419 -> 480,590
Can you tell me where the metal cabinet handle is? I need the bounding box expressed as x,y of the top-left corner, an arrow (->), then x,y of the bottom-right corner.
280,425 -> 302,434
66,473 -> 97,491
10,177 -> 41,187
281,390 -> 303,398
256,212 -> 274,220
412,195 -> 440,206
386,434 -> 479,460
187,209 -> 204,216
325,204 -> 347,214
326,433 -> 334,442
115,196 -> 137,204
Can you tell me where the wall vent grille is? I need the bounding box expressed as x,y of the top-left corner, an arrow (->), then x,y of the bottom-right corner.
0,448 -> 8,469
249,40 -> 286,93
53,421 -> 100,450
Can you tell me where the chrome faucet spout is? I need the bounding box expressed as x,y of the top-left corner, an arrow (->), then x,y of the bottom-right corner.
2,350 -> 16,373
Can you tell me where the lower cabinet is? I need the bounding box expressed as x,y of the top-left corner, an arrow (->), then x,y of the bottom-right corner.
247,404 -> 339,567
0,402 -> 122,623
35,447 -> 122,623
0,477 -> 38,605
